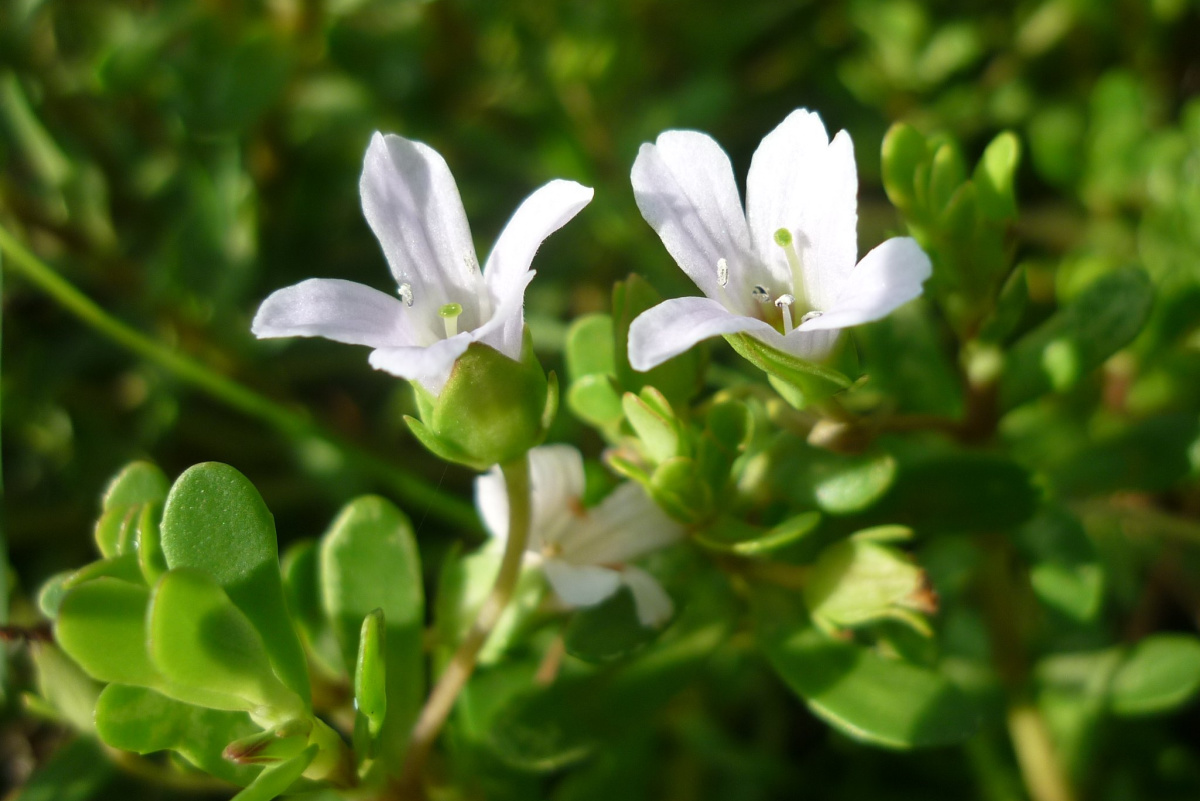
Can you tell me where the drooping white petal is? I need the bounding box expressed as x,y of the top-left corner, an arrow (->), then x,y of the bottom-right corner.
470,271 -> 535,362
475,464 -> 510,544
476,445 -> 588,554
796,237 -> 932,332
251,278 -> 416,348
628,296 -> 779,371
360,132 -> 485,331
367,333 -> 472,393
631,132 -> 761,310
619,566 -> 674,627
747,110 -> 858,310
543,560 -> 623,609
562,482 -> 683,566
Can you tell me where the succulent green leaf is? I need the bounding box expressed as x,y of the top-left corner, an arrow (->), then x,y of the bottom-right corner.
564,587 -> 659,664
812,452 -> 898,515
11,736 -> 114,801
94,461 -> 170,558
650,457 -> 712,524
56,578 -> 158,686
567,374 -> 625,429
565,313 -> 616,381
29,643 -> 102,733
929,141 -> 966,213
1109,635 -> 1200,716
320,496 -> 423,762
622,392 -> 680,464
148,569 -> 304,719
881,123 -> 929,213
281,539 -> 342,676
1000,268 -> 1154,409
95,684 -> 259,785
753,587 -> 978,748
973,130 -> 1021,221
160,462 -> 310,705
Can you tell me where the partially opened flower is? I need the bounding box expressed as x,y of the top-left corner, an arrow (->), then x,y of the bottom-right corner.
253,132 -> 593,394
628,108 -> 932,371
476,445 -> 684,627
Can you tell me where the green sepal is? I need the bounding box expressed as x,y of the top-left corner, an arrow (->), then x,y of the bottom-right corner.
223,719 -> 313,765
694,512 -> 822,557
803,536 -> 935,637
354,609 -> 388,742
413,334 -> 551,470
229,745 -> 318,801
724,332 -> 852,409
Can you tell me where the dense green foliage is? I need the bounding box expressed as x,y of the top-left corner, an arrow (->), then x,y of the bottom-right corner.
3,0 -> 1200,800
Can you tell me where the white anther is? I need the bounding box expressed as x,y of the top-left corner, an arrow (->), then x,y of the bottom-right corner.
751,285 -> 770,303
398,282 -> 414,307
717,258 -> 729,288
800,310 -> 823,324
775,294 -> 796,334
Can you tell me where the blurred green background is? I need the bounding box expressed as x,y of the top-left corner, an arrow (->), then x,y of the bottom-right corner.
2,0 -> 1200,796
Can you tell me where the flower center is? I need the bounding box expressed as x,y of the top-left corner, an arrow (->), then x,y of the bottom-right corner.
439,303 -> 463,338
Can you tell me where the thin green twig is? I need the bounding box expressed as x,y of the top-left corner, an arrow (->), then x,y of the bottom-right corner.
0,223 -> 479,532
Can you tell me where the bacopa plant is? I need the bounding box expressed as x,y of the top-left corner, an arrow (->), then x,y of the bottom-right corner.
7,101 -> 1200,801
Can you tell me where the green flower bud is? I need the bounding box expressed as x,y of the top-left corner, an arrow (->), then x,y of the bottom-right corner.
406,331 -> 557,471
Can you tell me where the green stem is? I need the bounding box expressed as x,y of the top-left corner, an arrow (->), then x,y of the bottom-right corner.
0,223 -> 478,531
396,456 -> 532,796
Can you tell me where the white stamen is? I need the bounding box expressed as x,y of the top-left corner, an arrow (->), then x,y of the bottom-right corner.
800,310 -> 823,324
398,282 -> 414,307
717,258 -> 729,288
752,285 -> 770,303
464,255 -> 478,273
775,293 -> 795,334
439,303 -> 463,338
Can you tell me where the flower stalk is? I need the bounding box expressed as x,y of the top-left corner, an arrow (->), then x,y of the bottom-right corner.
398,455 -> 532,793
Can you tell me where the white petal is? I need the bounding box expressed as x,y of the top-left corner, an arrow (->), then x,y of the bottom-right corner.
475,180 -> 591,359
620,566 -> 674,627
542,560 -> 622,609
251,278 -> 415,348
747,110 -> 858,310
628,296 -> 778,371
631,132 -> 761,309
367,333 -> 472,394
475,464 -> 510,543
360,132 -> 486,332
797,237 -> 932,332
562,482 -> 683,566
526,444 -> 588,551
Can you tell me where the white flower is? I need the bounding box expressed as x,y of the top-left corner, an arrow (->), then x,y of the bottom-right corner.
475,445 -> 684,627
627,108 -> 932,371
252,132 -> 593,394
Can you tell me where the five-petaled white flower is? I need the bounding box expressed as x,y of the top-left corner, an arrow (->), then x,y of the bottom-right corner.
252,132 -> 593,394
627,108 -> 932,371
476,445 -> 683,627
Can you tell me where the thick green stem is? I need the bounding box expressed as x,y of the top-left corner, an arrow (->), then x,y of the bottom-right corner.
397,456 -> 532,795
0,223 -> 477,531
